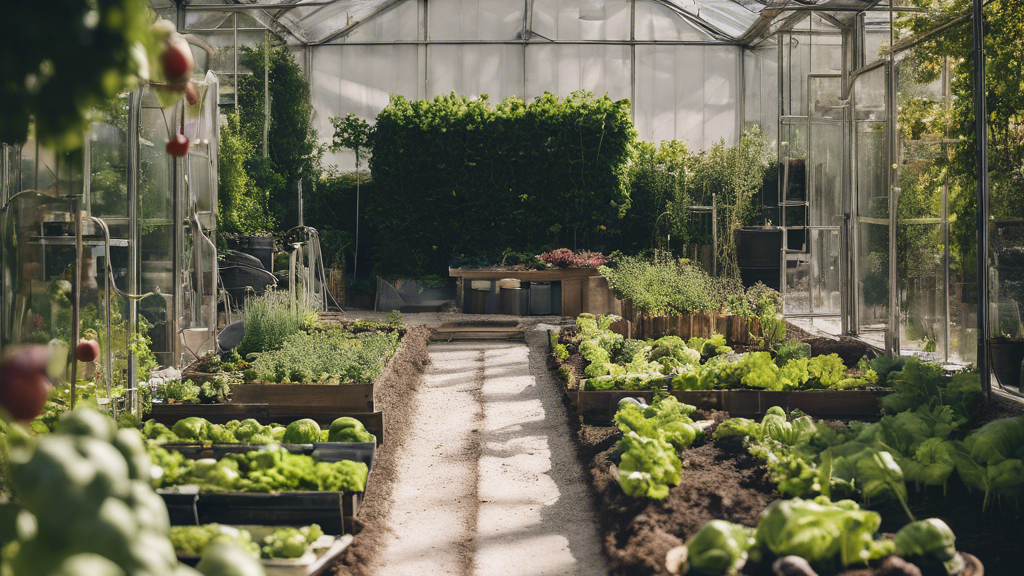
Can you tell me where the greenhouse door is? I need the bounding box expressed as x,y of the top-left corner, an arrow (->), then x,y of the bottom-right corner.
778,18 -> 846,333
850,62 -> 893,352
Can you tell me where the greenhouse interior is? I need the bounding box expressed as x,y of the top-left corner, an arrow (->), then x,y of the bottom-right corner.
1,1 -> 1023,575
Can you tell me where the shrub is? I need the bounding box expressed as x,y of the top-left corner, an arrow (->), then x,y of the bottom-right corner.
369,91 -> 636,277
237,291 -> 315,356
539,249 -> 606,269
599,252 -> 729,316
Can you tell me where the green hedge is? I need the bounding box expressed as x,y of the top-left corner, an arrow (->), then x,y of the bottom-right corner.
367,91 -> 636,277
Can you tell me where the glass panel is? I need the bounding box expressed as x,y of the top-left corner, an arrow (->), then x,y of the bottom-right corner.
138,86 -> 177,367
531,0 -> 631,41
853,67 -> 889,341
634,1 -> 714,41
428,0 -> 526,41
426,45 -> 524,101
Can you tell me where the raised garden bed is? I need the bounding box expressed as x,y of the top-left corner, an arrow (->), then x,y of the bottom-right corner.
229,383 -> 375,412
160,488 -> 362,536
571,418 -> 992,576
147,403 -> 386,443
572,388 -> 889,422
176,525 -> 353,576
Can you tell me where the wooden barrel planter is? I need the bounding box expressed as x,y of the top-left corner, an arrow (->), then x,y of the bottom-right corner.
613,300 -> 763,344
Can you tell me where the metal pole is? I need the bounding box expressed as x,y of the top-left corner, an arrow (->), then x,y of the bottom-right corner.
263,29 -> 270,158
972,0 -> 991,396
127,89 -> 140,412
354,151 -> 359,279
70,194 -> 82,409
233,13 -> 238,110
297,179 -> 303,227
712,193 -> 718,276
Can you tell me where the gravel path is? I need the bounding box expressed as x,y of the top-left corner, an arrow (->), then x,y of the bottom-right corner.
374,322 -> 608,576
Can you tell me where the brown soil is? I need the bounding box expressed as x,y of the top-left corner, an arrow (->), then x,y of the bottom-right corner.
328,325 -> 433,576
804,336 -> 880,367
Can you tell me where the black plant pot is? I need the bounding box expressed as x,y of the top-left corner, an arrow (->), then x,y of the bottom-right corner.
989,338 -> 1024,390
735,227 -> 782,291
227,235 -> 275,272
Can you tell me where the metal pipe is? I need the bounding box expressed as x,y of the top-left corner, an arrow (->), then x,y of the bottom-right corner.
234,13 -> 238,109
185,2 -> 336,11
972,0 -> 991,396
70,194 -> 82,409
264,29 -> 270,158
316,39 -> 738,46
85,216 -> 114,404
127,89 -> 140,409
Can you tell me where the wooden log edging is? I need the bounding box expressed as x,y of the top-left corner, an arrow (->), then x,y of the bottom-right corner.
575,389 -> 890,424
613,299 -> 763,345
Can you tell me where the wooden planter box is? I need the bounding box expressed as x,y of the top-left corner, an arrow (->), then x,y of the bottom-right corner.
160,489 -> 362,535
613,299 -> 763,344
229,383 -> 375,413
147,403 -> 385,443
574,388 -> 889,423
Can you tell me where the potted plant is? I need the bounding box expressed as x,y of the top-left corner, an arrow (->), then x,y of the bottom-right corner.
989,300 -> 1024,390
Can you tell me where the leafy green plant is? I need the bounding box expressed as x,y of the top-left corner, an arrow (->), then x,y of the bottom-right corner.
614,396 -> 701,452
369,91 -> 636,278
250,326 -> 400,384
237,291 -> 315,356
329,114 -> 374,278
615,432 -> 682,499
237,41 -> 322,228
218,113 -> 274,234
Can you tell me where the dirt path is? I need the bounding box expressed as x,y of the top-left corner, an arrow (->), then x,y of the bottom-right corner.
374,324 -> 608,576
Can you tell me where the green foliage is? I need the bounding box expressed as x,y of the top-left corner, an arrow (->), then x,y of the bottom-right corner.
237,41 -> 322,228
4,409 -> 185,576
618,140 -> 691,253
369,91 -> 636,277
615,432 -> 682,499
599,252 -> 733,316
893,518 -> 963,576
754,497 -> 893,570
165,380 -> 201,405
879,359 -> 983,423
170,524 -> 260,558
775,340 -> 812,366
261,525 -> 323,559
675,129 -> 773,278
237,291 -> 316,356
251,325 -> 401,384
1,0 -> 154,150
329,114 -> 374,164
614,396 -> 701,452
161,446 -> 368,494
681,520 -> 755,576
282,419 -> 320,444
327,417 -> 374,443
218,113 -> 274,234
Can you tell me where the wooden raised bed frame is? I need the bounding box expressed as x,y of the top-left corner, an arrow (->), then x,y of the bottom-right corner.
613,299 -> 764,345
571,388 -> 889,423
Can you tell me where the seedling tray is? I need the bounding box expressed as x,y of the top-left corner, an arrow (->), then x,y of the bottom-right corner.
177,527 -> 353,576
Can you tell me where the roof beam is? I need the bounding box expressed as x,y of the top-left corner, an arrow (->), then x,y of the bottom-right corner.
311,0 -> 407,45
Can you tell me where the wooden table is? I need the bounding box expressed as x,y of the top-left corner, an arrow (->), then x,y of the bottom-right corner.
448,267 -> 620,317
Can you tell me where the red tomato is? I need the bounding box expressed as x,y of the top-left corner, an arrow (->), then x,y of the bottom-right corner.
0,346 -> 54,422
166,133 -> 191,157
76,340 -> 99,363
162,39 -> 195,83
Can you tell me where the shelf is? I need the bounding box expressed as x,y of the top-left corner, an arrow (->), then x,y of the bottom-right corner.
29,236 -> 130,248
